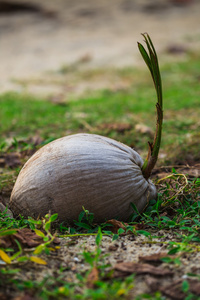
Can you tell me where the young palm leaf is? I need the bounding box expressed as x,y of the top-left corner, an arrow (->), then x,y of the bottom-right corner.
138,33 -> 163,179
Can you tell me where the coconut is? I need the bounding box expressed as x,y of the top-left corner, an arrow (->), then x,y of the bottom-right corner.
10,134 -> 157,223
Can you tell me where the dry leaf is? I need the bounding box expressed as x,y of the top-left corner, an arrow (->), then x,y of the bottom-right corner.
161,279 -> 200,299
0,228 -> 43,249
106,219 -> 144,234
114,262 -> 173,277
108,244 -> 119,251
87,267 -> 99,288
30,256 -> 47,265
139,252 -> 170,265
0,249 -> 11,264
12,228 -> 43,247
106,219 -> 127,234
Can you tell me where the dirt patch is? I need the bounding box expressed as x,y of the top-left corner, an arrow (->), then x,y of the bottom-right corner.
0,0 -> 200,95
1,230 -> 200,299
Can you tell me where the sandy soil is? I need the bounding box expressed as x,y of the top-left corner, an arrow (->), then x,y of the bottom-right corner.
0,0 -> 200,95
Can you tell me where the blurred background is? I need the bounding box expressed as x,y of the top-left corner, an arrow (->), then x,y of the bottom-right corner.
1,0 -> 200,95
0,0 -> 200,173
0,0 -> 200,210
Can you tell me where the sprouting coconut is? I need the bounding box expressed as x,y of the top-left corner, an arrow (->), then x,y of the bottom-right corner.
9,34 -> 163,223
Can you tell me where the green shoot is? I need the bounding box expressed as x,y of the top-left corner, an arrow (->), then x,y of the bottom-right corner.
138,33 -> 163,179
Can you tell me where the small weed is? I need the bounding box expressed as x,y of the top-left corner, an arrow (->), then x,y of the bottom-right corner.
0,213 -> 58,266
135,291 -> 165,300
74,207 -> 97,232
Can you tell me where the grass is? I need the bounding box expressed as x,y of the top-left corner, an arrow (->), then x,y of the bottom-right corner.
0,52 -> 200,299
1,53 -> 200,162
